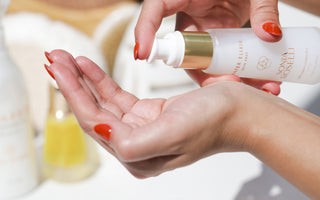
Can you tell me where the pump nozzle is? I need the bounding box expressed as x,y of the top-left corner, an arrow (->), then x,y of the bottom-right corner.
147,31 -> 213,69
148,31 -> 185,68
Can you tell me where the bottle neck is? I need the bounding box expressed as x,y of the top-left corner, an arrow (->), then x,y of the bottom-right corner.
148,31 -> 213,69
48,84 -> 72,121
0,0 -> 11,50
0,28 -> 8,52
0,26 -> 21,83
179,31 -> 213,69
0,20 -> 12,61
0,0 -> 9,17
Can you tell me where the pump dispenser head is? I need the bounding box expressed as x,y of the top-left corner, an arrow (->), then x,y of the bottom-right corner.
148,31 -> 213,69
148,31 -> 185,67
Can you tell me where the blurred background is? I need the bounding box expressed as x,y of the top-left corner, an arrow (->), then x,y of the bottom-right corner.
1,0 -> 319,199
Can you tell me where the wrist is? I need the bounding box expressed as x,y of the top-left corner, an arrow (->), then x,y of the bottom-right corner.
215,82 -> 320,198
217,82 -> 278,153
214,83 -> 261,153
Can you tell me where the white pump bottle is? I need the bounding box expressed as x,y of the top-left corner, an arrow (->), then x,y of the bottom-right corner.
0,0 -> 38,198
148,27 -> 320,84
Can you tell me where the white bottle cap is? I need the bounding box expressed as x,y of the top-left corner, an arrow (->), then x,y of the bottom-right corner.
148,31 -> 213,70
148,31 -> 185,68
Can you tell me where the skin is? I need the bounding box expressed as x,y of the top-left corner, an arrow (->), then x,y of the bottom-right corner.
47,50 -> 320,199
281,0 -> 320,16
134,0 -> 282,95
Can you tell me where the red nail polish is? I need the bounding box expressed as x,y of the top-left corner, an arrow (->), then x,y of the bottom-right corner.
262,88 -> 272,94
262,22 -> 282,36
44,64 -> 55,80
134,42 -> 139,60
94,124 -> 112,141
44,51 -> 53,64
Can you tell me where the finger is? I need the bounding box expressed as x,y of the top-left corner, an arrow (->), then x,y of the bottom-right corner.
186,70 -> 281,95
123,154 -> 183,178
50,62 -> 122,129
51,62 -> 101,118
125,152 -> 207,178
75,56 -> 139,114
134,0 -> 186,60
241,78 -> 282,95
185,69 -> 241,87
134,0 -> 164,59
250,0 -> 282,42
46,50 -> 98,103
51,61 -> 134,152
175,12 -> 200,31
48,59 -> 139,158
95,136 -> 117,157
46,49 -> 82,77
111,117 -> 181,162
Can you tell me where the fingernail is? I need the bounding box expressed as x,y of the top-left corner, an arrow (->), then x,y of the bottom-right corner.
44,51 -> 53,64
134,42 -> 139,60
262,88 -> 273,94
262,22 -> 282,36
94,124 -> 112,141
44,64 -> 55,80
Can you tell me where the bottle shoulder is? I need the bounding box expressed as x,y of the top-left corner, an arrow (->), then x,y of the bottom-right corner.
0,53 -> 25,84
0,60 -> 28,106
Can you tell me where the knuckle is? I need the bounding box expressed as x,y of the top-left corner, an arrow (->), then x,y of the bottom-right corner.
116,139 -> 136,162
254,0 -> 279,16
126,166 -> 160,179
128,170 -> 149,179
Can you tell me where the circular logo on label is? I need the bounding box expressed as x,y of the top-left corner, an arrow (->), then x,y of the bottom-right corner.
257,56 -> 272,70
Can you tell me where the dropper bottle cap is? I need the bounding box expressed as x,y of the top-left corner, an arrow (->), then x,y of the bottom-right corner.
148,31 -> 214,69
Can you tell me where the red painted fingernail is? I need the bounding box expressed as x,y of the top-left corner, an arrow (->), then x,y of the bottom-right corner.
44,51 -> 53,64
134,42 -> 139,60
262,88 -> 272,94
262,22 -> 282,36
44,64 -> 55,80
94,124 -> 112,141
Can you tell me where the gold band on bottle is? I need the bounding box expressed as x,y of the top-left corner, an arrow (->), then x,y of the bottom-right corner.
180,31 -> 213,70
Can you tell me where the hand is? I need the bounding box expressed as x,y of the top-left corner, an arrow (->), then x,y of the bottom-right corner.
46,50 -> 320,199
135,0 -> 282,59
134,0 -> 282,95
45,49 -> 255,178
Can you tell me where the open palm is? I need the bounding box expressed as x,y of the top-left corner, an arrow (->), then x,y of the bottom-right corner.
48,49 -> 244,178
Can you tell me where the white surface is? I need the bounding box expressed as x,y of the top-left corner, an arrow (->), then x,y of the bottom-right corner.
93,3 -> 139,46
20,150 -> 262,200
6,2 -> 320,200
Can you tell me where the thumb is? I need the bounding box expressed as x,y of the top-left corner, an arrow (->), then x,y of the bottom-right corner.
250,0 -> 282,42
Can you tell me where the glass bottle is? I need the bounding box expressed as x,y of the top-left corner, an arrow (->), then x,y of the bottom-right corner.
148,27 -> 320,84
43,83 -> 100,182
0,0 -> 38,198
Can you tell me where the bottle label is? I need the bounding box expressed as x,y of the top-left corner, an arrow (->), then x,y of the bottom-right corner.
208,28 -> 320,84
0,105 -> 37,199
232,41 -> 298,80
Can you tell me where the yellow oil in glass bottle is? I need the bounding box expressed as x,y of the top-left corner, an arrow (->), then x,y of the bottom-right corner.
43,84 -> 100,182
